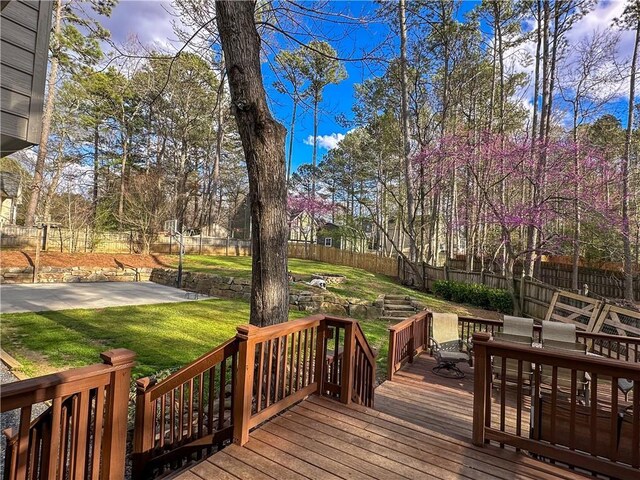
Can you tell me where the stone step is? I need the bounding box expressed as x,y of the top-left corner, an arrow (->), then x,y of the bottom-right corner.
383,304 -> 416,311
382,310 -> 415,317
383,301 -> 413,307
384,295 -> 410,301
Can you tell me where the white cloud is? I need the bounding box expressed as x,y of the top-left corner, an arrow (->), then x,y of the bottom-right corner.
304,133 -> 346,150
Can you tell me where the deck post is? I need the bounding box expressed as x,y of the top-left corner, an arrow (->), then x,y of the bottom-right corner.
472,333 -> 491,446
100,348 -> 136,480
233,325 -> 257,446
133,376 -> 157,478
340,321 -> 355,404
387,327 -> 397,381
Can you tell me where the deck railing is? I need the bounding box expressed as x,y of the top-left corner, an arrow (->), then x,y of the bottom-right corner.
133,314 -> 376,477
387,312 -> 528,379
387,311 -> 640,380
1,349 -> 135,480
132,338 -> 238,478
472,332 -> 640,480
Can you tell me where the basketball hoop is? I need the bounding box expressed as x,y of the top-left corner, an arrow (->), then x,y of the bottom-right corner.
164,219 -> 178,235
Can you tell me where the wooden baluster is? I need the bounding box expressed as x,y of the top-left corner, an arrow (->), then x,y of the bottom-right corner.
197,372 -> 204,439
72,390 -> 90,480
177,384 -> 184,443
46,398 -> 62,479
27,423 -> 38,480
90,386 -> 105,480
632,382 -> 639,468
133,376 -> 156,479
287,333 -> 295,397
295,330 -> 303,391
233,325 -> 257,446
610,378 -> 618,461
569,370 -> 577,451
500,354 -> 507,447
302,329 -> 309,388
315,323 -> 326,395
308,327 -> 315,384
218,357 -> 227,433
208,366 -> 216,435
281,334 -> 289,400
516,360 -> 523,446
256,343 -> 265,413
187,378 -> 194,440
590,374 -> 598,455
387,328 -> 397,381
100,349 -> 135,480
550,367 -> 558,446
169,389 -> 175,446
59,403 -> 70,480
274,337 -> 282,403
266,340 -> 274,407
472,332 -> 491,446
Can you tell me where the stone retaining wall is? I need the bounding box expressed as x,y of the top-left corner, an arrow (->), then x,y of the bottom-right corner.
149,268 -> 382,317
0,266 -> 153,284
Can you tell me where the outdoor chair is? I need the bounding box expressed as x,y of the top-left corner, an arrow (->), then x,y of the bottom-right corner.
540,321 -> 590,405
430,313 -> 469,379
493,316 -> 535,387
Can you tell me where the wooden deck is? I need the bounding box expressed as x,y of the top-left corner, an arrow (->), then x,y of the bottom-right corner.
172,354 -> 591,480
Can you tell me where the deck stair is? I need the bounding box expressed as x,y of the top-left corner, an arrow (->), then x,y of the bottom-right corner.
380,294 -> 419,321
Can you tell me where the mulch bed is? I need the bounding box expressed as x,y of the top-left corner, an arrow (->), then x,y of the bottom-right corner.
0,251 -> 174,269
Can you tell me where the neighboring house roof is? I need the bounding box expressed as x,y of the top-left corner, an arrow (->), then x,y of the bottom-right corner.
0,171 -> 21,198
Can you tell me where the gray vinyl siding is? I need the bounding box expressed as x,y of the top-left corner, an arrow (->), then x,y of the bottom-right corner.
1,0 -> 52,155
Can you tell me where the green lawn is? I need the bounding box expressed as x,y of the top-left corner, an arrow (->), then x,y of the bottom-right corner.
0,298 -> 395,380
2,256 -> 497,381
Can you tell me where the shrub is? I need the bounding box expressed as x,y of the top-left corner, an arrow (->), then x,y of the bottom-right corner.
432,280 -> 453,300
432,280 -> 513,314
487,288 -> 513,314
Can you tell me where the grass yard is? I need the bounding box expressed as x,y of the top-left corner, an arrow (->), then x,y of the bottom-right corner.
0,297 -> 395,380
1,255 -> 498,382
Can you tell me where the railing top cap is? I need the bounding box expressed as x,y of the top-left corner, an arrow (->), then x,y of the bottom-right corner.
100,348 -> 136,366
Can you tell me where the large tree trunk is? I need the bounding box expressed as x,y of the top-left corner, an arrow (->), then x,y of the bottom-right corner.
622,15 -> 639,301
25,0 -> 63,226
216,0 -> 289,327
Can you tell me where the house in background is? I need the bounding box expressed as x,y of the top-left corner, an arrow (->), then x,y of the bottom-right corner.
1,0 -> 53,156
288,210 -> 314,244
0,170 -> 22,225
316,221 -> 343,249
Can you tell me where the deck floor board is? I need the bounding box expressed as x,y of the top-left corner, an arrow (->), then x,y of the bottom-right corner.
172,354 -> 592,480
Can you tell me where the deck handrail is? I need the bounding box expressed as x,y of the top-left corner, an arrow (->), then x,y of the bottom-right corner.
472,332 -> 640,479
133,314 -> 376,476
133,338 -> 239,478
1,349 -> 135,480
388,312 -> 640,380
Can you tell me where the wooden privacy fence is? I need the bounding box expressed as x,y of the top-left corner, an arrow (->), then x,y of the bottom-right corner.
132,314 -> 376,478
0,349 -> 135,480
288,244 -> 398,277
0,226 -> 251,255
401,257 -> 640,302
472,332 -> 640,479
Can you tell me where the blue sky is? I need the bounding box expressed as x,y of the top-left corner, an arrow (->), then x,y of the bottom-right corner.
102,1 -> 637,173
